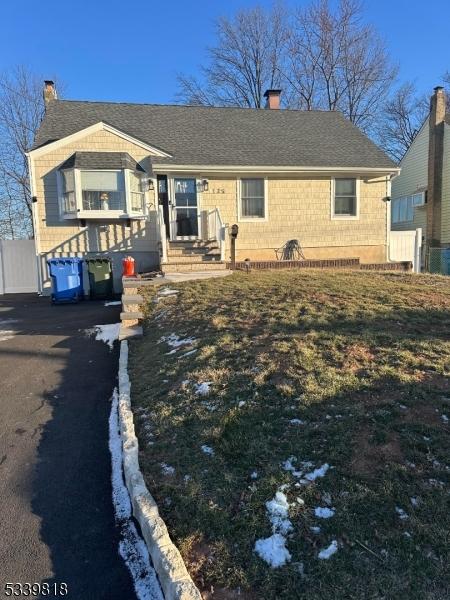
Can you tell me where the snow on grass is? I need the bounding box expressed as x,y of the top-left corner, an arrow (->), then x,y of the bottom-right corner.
314,507 -> 335,519
108,389 -> 163,600
254,491 -> 293,568
318,540 -> 338,560
104,300 -> 122,306
304,463 -> 330,482
195,382 -> 213,396
395,507 -> 409,520
159,333 -> 197,349
158,287 -> 180,297
161,463 -> 175,476
310,526 -> 321,534
201,445 -> 214,456
254,534 -> 292,569
0,330 -> 16,342
289,418 -> 305,425
250,471 -> 258,479
266,492 -> 293,535
87,323 -> 121,350
442,414 -> 449,423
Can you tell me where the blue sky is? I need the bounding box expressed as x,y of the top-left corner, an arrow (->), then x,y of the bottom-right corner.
0,0 -> 448,104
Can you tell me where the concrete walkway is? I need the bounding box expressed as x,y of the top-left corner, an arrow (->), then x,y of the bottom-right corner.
0,295 -> 137,599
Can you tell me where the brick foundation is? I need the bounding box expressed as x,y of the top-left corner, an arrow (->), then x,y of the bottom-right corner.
226,259 -> 412,272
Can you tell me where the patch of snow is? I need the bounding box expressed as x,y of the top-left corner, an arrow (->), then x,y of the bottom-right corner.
423,436 -> 431,442
410,497 -> 419,507
250,471 -> 258,479
314,507 -> 335,519
395,507 -> 409,520
296,497 -> 305,506
158,287 -> 180,297
166,349 -> 177,355
403,531 -> 412,538
399,404 -> 407,410
182,379 -> 191,386
104,300 -> 122,306
184,474 -> 191,483
88,323 -> 121,350
406,461 -> 416,469
108,389 -> 163,600
161,463 -> 175,476
266,492 -> 293,534
442,414 -> 449,423
254,534 -> 292,569
304,463 -> 330,482
201,445 -> 214,456
195,382 -> 213,396
289,418 -> 304,425
0,330 -> 15,342
318,540 -> 338,560
310,526 -> 321,534
159,333 -> 196,349
181,349 -> 197,357
238,400 -> 246,407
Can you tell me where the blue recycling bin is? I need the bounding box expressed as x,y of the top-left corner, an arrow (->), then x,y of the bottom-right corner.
47,257 -> 84,304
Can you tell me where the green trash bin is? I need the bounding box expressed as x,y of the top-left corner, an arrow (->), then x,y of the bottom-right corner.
86,257 -> 113,300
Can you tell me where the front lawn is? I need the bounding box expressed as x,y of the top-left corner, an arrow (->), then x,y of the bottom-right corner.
129,269 -> 450,599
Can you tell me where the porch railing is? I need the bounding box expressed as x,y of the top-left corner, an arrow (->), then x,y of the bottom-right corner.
157,205 -> 168,264
207,208 -> 226,262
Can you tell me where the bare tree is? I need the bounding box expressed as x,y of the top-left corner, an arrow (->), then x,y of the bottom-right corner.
286,0 -> 396,131
176,3 -> 288,108
0,66 -> 47,238
375,82 -> 428,162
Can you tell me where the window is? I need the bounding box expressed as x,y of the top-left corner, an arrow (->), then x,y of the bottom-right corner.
240,178 -> 266,219
391,193 -> 424,224
129,171 -> 145,213
80,170 -> 125,211
333,178 -> 357,217
61,169 -> 76,214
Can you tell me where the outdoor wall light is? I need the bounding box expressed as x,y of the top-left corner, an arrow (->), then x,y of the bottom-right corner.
148,179 -> 155,191
202,179 -> 209,192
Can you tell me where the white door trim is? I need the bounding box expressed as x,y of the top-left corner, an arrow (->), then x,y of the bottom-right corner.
169,176 -> 201,241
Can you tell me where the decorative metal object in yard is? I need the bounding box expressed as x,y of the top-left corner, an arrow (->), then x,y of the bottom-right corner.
276,239 -> 306,261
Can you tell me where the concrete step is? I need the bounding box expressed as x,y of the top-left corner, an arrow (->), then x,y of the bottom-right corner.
121,294 -> 143,305
167,247 -> 220,256
119,324 -> 144,340
162,262 -> 227,273
166,255 -> 222,264
120,311 -> 144,320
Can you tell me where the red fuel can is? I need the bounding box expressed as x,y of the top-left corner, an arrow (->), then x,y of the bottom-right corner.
122,256 -> 136,277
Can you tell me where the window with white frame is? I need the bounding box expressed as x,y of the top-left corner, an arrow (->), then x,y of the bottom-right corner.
240,178 -> 266,219
391,192 -> 425,224
58,167 -> 147,219
333,178 -> 358,217
80,170 -> 125,211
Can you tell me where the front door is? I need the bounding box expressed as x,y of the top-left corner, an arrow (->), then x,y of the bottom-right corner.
171,178 -> 199,239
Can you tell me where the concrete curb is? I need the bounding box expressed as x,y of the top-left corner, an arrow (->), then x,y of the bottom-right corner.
118,340 -> 202,600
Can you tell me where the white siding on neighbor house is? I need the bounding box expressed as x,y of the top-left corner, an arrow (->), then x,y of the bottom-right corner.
440,123 -> 450,243
391,119 -> 428,233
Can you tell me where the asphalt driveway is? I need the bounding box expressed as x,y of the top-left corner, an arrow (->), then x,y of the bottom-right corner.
0,294 -> 136,599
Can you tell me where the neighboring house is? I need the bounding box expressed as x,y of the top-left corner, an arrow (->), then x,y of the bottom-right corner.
392,86 -> 450,269
29,82 -> 398,293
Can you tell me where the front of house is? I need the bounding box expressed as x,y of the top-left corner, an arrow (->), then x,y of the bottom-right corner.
29,83 -> 398,293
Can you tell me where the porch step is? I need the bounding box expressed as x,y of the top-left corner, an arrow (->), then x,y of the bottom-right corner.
119,324 -> 143,340
121,294 -> 143,305
120,311 -> 144,321
162,261 -> 227,273
166,254 -> 222,264
168,240 -> 218,248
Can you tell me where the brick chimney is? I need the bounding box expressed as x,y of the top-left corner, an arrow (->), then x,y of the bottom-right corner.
427,86 -> 446,247
264,89 -> 281,109
43,80 -> 57,106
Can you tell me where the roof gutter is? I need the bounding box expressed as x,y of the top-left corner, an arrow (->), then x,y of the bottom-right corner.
152,164 -> 400,176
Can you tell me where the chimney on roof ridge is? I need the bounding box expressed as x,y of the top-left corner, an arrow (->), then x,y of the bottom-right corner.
43,80 -> 57,106
264,89 -> 281,110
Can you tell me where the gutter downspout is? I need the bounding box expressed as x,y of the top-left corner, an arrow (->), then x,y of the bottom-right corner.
27,152 -> 43,294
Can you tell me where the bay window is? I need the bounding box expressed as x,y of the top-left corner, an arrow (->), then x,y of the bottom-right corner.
57,152 -> 148,220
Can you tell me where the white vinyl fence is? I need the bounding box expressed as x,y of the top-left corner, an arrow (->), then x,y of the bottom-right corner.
0,240 -> 38,294
389,228 -> 422,273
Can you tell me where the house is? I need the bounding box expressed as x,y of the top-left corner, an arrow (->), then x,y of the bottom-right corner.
391,87 -> 450,271
29,82 -> 399,293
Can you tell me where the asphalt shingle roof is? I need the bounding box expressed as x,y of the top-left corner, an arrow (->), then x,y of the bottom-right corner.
60,151 -> 145,171
33,100 -> 396,170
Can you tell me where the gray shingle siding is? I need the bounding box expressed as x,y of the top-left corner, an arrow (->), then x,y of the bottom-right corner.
33,100 -> 396,170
